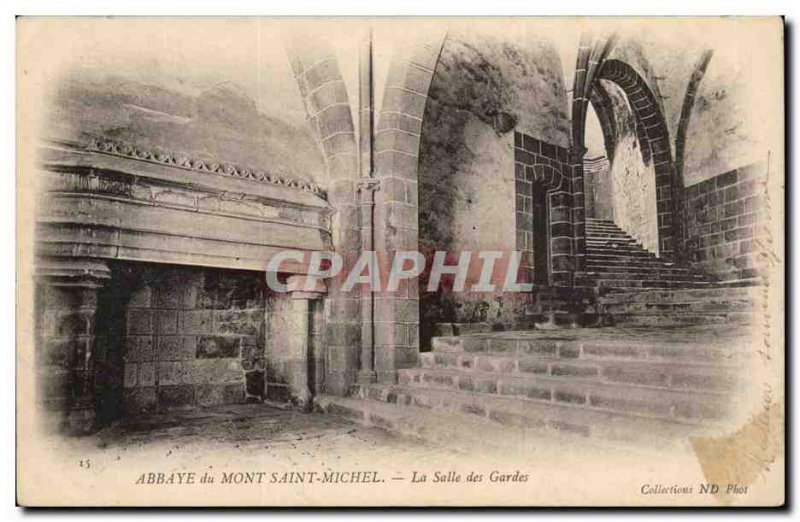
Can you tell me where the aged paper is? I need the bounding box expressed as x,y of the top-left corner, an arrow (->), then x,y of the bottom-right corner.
16,17 -> 784,506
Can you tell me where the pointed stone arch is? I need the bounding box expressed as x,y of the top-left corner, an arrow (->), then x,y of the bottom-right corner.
572,48 -> 680,261
371,34 -> 446,383
595,59 -> 678,258
284,35 -> 361,395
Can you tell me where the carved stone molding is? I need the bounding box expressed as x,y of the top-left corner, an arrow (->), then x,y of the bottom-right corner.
43,169 -> 332,232
86,137 -> 326,198
356,177 -> 381,205
356,177 -> 381,193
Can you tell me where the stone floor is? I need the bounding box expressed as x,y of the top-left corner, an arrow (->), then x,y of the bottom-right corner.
61,401 -> 658,474
29,400 -> 722,506
90,403 -> 440,458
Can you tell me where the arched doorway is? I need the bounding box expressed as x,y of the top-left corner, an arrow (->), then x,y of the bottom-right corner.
572,52 -> 679,262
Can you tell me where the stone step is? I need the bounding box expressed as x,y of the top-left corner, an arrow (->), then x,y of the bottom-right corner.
586,243 -> 652,252
716,277 -> 764,287
599,300 -> 754,314
586,234 -> 637,240
586,226 -> 629,231
586,241 -> 641,248
432,313 -> 601,336
587,272 -> 704,283
596,283 -> 715,297
580,278 -> 713,289
586,253 -> 660,263
583,271 -> 709,282
598,287 -> 755,304
585,233 -> 636,240
430,328 -> 745,364
587,243 -> 642,249
312,394 -> 558,453
585,226 -> 624,232
587,257 -> 660,265
421,348 -> 742,377
585,228 -> 632,234
313,394 -> 569,455
586,263 -> 692,274
347,383 -> 724,447
586,224 -> 631,229
397,367 -> 735,423
313,393 -> 692,453
585,265 -> 687,274
585,250 -> 659,258
603,312 -> 753,328
585,223 -> 626,229
585,229 -> 632,236
415,354 -> 740,391
524,310 -> 601,327
587,257 -> 677,267
586,252 -> 657,261
586,238 -> 639,244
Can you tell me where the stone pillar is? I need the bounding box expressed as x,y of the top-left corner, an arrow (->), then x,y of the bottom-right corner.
35,258 -> 110,434
357,178 -> 380,383
285,35 -> 362,396
356,30 -> 379,385
371,40 -> 443,383
570,148 -> 588,276
284,275 -> 326,410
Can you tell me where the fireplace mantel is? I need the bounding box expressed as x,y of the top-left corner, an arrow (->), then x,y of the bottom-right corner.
36,140 -> 334,273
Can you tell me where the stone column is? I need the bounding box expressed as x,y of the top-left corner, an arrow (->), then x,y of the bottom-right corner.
285,275 -> 326,410
570,147 -> 588,276
285,35 -> 362,396
357,178 -> 380,384
35,258 -> 110,434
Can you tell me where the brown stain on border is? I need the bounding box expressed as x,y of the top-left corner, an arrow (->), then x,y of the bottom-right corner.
689,394 -> 783,506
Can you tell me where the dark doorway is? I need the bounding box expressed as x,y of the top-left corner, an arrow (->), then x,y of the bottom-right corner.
531,184 -> 549,285
94,264 -> 139,426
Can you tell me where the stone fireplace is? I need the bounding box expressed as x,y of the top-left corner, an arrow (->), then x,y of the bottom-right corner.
34,138 -> 333,433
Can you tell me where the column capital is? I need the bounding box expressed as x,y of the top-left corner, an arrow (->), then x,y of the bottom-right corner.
356,177 -> 381,194
286,274 -> 327,300
35,257 -> 111,288
570,146 -> 588,165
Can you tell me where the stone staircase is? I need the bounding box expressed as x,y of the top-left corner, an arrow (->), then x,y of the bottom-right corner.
578,218 -> 711,290
597,287 -> 755,327
315,325 -> 751,451
315,218 -> 759,451
578,218 -> 756,327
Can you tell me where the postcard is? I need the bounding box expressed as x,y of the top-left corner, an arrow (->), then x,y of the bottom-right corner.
16,16 -> 785,506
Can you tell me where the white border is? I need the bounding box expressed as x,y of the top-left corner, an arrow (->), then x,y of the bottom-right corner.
3,1 -> 796,519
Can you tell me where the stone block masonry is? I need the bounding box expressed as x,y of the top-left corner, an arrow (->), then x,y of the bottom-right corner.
683,162 -> 769,282
513,131 -> 570,285
122,265 -> 271,415
263,289 -> 325,407
35,264 -> 109,433
583,156 -> 613,221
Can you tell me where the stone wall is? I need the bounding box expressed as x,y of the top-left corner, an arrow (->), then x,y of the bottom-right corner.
583,156 -> 613,221
41,19 -> 327,189
513,131 -> 570,283
417,31 -> 571,344
683,162 -> 769,282
121,265 -> 275,415
36,279 -> 105,429
264,294 -> 325,404
600,80 -> 660,254
49,75 -> 326,189
609,133 -> 659,254
681,50 -> 772,187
